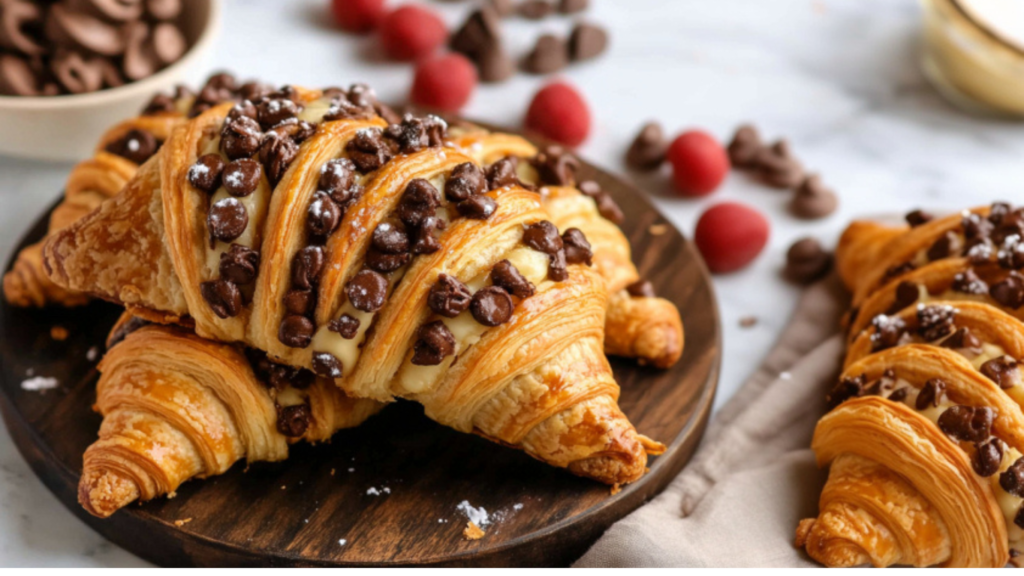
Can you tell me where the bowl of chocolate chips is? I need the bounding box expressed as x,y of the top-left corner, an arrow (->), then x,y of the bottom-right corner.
0,0 -> 220,161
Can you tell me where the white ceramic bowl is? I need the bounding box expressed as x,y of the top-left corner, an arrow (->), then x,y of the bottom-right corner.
0,0 -> 222,162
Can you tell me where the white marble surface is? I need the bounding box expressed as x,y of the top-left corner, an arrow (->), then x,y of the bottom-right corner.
2,0 -> 1023,566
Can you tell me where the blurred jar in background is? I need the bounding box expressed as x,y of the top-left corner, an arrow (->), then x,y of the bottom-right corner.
921,0 -> 1024,118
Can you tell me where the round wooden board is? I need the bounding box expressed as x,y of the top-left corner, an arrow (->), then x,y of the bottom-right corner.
0,157 -> 721,567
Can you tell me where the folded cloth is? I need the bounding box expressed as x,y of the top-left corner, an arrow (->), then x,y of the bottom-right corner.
575,276 -> 848,567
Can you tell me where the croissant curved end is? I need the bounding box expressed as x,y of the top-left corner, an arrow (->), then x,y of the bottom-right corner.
796,517 -> 874,567
78,468 -> 141,519
634,315 -> 684,369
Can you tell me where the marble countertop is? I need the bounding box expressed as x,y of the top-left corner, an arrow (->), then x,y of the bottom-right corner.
2,0 -> 1023,566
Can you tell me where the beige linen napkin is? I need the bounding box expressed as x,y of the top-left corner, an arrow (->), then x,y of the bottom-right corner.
575,277 -> 848,567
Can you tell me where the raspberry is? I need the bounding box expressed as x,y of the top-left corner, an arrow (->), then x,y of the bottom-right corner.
667,130 -> 730,196
410,53 -> 478,112
524,81 -> 591,147
379,5 -> 448,61
694,202 -> 770,273
331,0 -> 387,33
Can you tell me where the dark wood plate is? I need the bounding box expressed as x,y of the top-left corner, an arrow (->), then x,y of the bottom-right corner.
0,157 -> 721,567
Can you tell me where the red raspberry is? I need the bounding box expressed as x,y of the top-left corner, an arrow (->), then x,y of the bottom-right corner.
524,81 -> 591,147
694,202 -> 770,273
667,130 -> 730,196
379,5 -> 448,61
331,0 -> 387,33
410,53 -> 478,112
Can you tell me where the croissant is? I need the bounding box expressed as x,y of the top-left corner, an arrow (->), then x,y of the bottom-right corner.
445,126 -> 684,368
81,313 -> 383,518
44,83 -> 665,485
797,202 -> 1024,566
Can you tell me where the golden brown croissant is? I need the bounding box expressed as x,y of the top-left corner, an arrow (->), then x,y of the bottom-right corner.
81,314 -> 383,518
446,126 -> 684,368
798,203 -> 1024,567
44,83 -> 664,485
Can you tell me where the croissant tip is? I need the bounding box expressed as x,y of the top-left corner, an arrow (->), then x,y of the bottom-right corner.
78,468 -> 140,519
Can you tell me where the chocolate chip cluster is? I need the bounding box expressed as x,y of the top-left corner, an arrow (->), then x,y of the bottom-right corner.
0,0 -> 188,96
247,348 -> 315,438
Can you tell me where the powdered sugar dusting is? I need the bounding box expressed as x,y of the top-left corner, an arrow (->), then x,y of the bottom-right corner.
21,376 -> 58,391
456,500 -> 490,527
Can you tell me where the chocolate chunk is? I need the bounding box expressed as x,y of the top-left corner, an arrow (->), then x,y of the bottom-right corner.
870,314 -> 907,352
962,212 -> 994,241
940,327 -> 982,356
888,387 -> 908,403
238,81 -> 271,103
887,281 -> 920,314
520,0 -> 555,19
276,403 -> 311,437
784,237 -> 833,284
219,244 -> 260,286
1002,458 -> 1024,498
428,274 -> 473,318
981,356 -> 1020,389
222,158 -> 262,197
964,237 -> 995,264
371,222 -> 410,254
365,248 -> 410,273
105,129 -> 158,164
328,313 -> 361,339
201,280 -> 242,318
926,230 -> 960,261
826,374 -> 864,410
568,23 -> 608,61
626,279 -> 655,298
547,248 -> 569,281
346,128 -> 394,173
488,0 -> 517,17
790,174 -> 838,219
523,33 -> 569,74
45,3 -> 125,56
477,43 -> 515,83
319,158 -> 356,199
257,98 -> 300,130
346,269 -> 388,312
991,272 -> 1024,309
560,0 -> 589,13
562,228 -> 593,265
533,145 -> 579,186
398,178 -> 441,227
451,8 -> 503,59
883,261 -> 916,282
470,285 -> 514,326
412,320 -> 456,366
221,116 -> 263,160
312,352 -> 343,378
990,202 -> 1013,224
863,369 -> 897,397
208,197 -> 249,243
523,220 -> 563,254
905,209 -> 933,227
937,405 -> 994,443
491,260 -> 536,299
283,288 -> 314,316
445,162 -> 486,202
291,245 -> 325,289
973,438 -> 1004,477
188,154 -> 226,193
264,361 -> 315,391
915,378 -> 947,410
952,269 -> 988,295
384,114 -> 446,154
917,304 -> 957,341
410,216 -> 446,255
307,191 -> 342,237
752,140 -> 803,189
259,131 -> 299,185
486,157 -> 520,190
278,314 -> 315,348
457,194 -> 497,219
727,124 -> 763,168
625,122 -> 667,171
268,118 -> 316,144
142,93 -> 177,115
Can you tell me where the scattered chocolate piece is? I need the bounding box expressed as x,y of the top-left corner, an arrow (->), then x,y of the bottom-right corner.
445,162 -> 487,202
626,279 -> 655,298
952,269 -> 988,295
523,34 -> 568,75
449,8 -> 511,83
319,158 -> 356,198
973,438 -> 1004,477
222,158 -> 262,197
789,174 -> 838,219
259,131 -> 299,184
523,220 -> 563,254
888,280 -> 921,314
917,304 -> 957,341
477,43 -> 515,83
188,154 -> 226,193
208,198 -> 248,243
257,97 -> 301,130
201,280 -> 242,319
470,285 -> 514,326
937,405 -> 994,443
312,352 -> 343,378
491,260 -> 536,299
534,145 -> 580,186
372,222 -> 410,254
279,314 -> 315,348
219,244 -> 260,286
568,23 -> 608,62
291,246 -> 325,290
915,378 -> 947,410
365,248 -> 410,273
412,321 -> 456,365
346,269 -> 388,313
562,228 -> 593,265
981,356 -> 1020,389
625,122 -> 667,171
940,327 -> 982,356
727,124 -> 763,169
991,272 -> 1024,309
784,237 -> 833,284
221,116 -> 263,160
905,209 -> 933,227
105,128 -> 158,164
962,212 -> 994,242
487,157 -> 520,189
826,374 -> 864,409
870,313 -> 907,352
1001,457 -> 1024,498
276,403 -> 311,437
578,180 -> 624,224
520,0 -> 555,19
752,139 -> 804,189
400,178 -> 442,226
346,127 -> 393,173
283,289 -> 313,316
307,191 -> 342,237
428,274 -> 473,318
739,316 -> 757,328
328,314 -> 361,339
560,0 -> 589,13
410,216 -> 446,255
927,231 -> 961,262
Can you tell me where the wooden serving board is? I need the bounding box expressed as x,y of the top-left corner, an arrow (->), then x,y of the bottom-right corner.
0,158 -> 721,567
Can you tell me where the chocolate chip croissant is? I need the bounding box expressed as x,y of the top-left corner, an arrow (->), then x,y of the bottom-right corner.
44,83 -> 665,485
797,203 -> 1024,567
81,313 -> 383,518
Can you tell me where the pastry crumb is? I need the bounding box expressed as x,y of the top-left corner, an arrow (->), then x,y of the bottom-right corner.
739,316 -> 758,328
648,223 -> 669,236
50,326 -> 68,341
167,491 -> 177,499
174,518 -> 192,527
610,483 -> 622,495
464,522 -> 485,540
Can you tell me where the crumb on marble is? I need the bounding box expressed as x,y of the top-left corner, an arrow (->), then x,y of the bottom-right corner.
464,522 -> 485,540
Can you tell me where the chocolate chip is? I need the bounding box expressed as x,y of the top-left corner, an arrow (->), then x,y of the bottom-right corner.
826,374 -> 864,410
491,260 -> 536,299
312,352 -> 343,378
870,314 -> 907,352
888,387 -> 908,403
990,202 -> 1013,224
383,115 -> 446,154
276,403 -> 311,437
905,209 -> 933,227
221,115 -> 263,160
940,327 -> 982,356
188,154 -> 225,193
991,272 -> 1024,309
965,238 -> 995,264
201,280 -> 242,318
208,197 -> 249,243
257,98 -> 300,130
278,314 -> 315,348
346,128 -> 393,173
428,274 -> 473,318
520,0 -> 555,19
470,285 -> 514,326
560,0 -> 588,13
533,146 -> 579,186
963,212 -> 994,241
1015,507 -> 1024,530
451,8 -> 503,59
625,122 -> 667,171
547,249 -> 569,281
887,280 -> 920,314
268,118 -> 316,144
486,157 -> 520,190
973,438 -> 1004,477
410,216 -> 446,255
568,22 -> 607,61
917,304 -> 957,341
938,405 -> 994,443
259,131 -> 299,185
398,178 -> 441,227
523,220 -> 563,254
785,237 -> 833,284
457,194 -> 497,219
445,162 -> 486,202
952,269 -> 988,294
863,369 -> 897,397
307,191 -> 342,237
372,222 -> 409,254
488,0 -> 517,18
346,269 -> 388,312
104,128 -> 159,164
926,231 -> 960,261
562,228 -> 592,265
238,81 -> 271,103
790,174 -> 838,219
1002,458 -> 1024,497
142,93 -> 177,115
222,158 -> 262,197
283,288 -> 314,316
365,248 -> 410,273
264,361 -> 315,391
753,139 -> 803,189
477,43 -> 515,83
329,313 -> 361,339
291,245 -> 325,289
981,356 -> 1020,389
626,279 -> 655,298
727,124 -> 763,168
219,244 -> 260,286
915,378 -> 947,410
412,320 -> 456,366
319,158 -> 356,199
